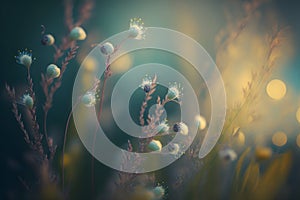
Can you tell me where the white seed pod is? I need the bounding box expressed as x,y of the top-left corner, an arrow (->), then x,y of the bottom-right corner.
81,91 -> 96,107
46,64 -> 60,78
16,50 -> 33,68
100,42 -> 114,56
156,121 -> 169,134
219,148 -> 237,162
69,26 -> 87,40
147,140 -> 162,152
152,186 -> 165,199
166,82 -> 182,100
22,94 -> 33,109
173,122 -> 189,135
129,18 -> 146,40
41,34 -> 55,46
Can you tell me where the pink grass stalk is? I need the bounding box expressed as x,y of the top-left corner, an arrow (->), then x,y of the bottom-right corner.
41,46 -> 78,158
90,37 -> 129,196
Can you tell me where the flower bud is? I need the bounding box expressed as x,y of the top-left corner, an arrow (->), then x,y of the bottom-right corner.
143,84 -> 151,93
41,34 -> 55,46
152,186 -> 165,199
173,122 -> 188,135
81,91 -> 96,107
100,42 -> 114,56
69,26 -> 87,40
219,148 -> 237,162
156,121 -> 169,134
16,50 -> 33,68
147,140 -> 162,152
46,64 -> 60,78
22,94 -> 33,109
166,83 -> 182,100
129,18 -> 146,40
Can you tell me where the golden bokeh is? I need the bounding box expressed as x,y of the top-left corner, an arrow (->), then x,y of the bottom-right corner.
255,147 -> 272,161
296,107 -> 300,123
62,154 -> 71,167
81,73 -> 95,91
195,115 -> 207,130
111,54 -> 132,73
83,57 -> 97,73
296,134 -> 300,148
266,79 -> 287,100
272,131 -> 287,147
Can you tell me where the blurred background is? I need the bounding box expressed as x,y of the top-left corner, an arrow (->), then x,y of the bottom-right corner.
1,0 -> 300,199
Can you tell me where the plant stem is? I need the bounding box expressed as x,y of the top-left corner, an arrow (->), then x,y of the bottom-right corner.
90,37 -> 129,196
61,101 -> 79,193
91,56 -> 111,197
26,68 -> 44,157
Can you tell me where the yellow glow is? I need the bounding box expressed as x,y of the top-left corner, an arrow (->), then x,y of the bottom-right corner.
296,107 -> 300,123
266,79 -> 286,100
236,131 -> 245,146
83,57 -> 97,73
296,134 -> 300,148
111,54 -> 132,73
255,147 -> 272,161
272,131 -> 287,147
195,115 -> 207,130
232,127 -> 245,146
81,74 -> 95,90
62,154 -> 71,167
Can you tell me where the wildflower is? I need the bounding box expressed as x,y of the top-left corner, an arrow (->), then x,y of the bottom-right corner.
156,120 -> 169,134
41,34 -> 55,46
100,42 -> 114,56
152,185 -> 165,199
166,82 -> 182,100
129,18 -> 146,40
22,94 -> 33,109
46,64 -> 60,78
219,148 -> 237,162
81,91 -> 96,107
69,26 -> 87,40
147,140 -> 162,152
139,75 -> 152,93
195,115 -> 207,130
168,143 -> 180,155
15,49 -> 33,68
173,122 -> 188,135
255,147 -> 272,161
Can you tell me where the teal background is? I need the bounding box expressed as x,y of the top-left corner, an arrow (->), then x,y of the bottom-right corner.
1,0 -> 300,199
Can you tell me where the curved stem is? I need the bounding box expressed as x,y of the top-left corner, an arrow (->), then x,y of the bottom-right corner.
61,102 -> 78,193
91,69 -> 108,197
43,111 -> 49,148
90,37 -> 129,197
26,68 -> 44,156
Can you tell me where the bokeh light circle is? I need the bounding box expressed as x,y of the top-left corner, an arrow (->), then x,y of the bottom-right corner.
266,79 -> 287,100
272,131 -> 287,147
